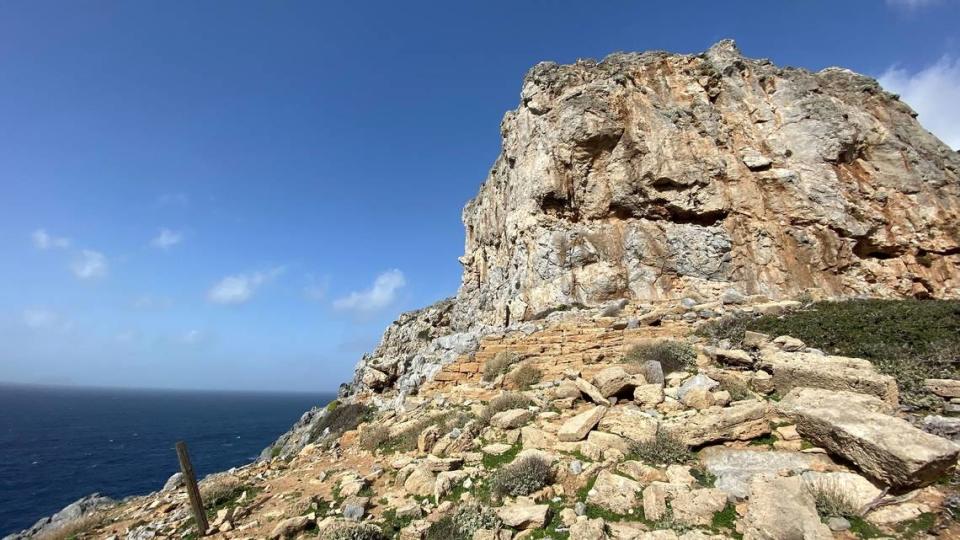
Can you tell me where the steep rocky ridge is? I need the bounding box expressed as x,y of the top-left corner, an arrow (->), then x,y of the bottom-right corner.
343,39 -> 959,404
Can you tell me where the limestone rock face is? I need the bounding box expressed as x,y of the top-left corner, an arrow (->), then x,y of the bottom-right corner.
455,39 -> 960,330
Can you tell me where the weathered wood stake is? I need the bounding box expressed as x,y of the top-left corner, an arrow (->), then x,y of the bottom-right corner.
176,440 -> 209,536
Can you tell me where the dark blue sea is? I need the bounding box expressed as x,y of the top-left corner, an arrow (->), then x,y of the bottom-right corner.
0,383 -> 332,537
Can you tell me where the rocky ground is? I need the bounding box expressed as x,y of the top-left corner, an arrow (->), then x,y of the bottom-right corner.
17,296 -> 960,540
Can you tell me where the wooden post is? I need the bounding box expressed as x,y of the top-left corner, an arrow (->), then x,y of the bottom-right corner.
176,441 -> 209,536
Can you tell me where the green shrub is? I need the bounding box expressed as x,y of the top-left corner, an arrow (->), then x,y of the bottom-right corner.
627,429 -> 691,465
508,363 -> 543,390
699,299 -> 960,410
719,377 -> 753,401
326,399 -> 340,412
327,523 -> 385,540
623,340 -> 696,375
483,351 -> 520,382
310,402 -> 371,442
490,455 -> 554,498
425,515 -> 460,540
479,392 -> 533,426
423,505 -> 501,540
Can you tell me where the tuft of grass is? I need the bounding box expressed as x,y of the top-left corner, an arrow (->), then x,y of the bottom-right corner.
326,399 -> 340,412
806,477 -> 860,519
507,363 -> 543,390
848,516 -> 884,538
489,455 -> 554,498
424,504 -> 501,540
199,475 -> 245,509
623,341 -> 695,375
627,429 -> 691,465
478,392 -> 533,426
482,443 -> 521,469
483,351 -> 521,382
34,514 -> 108,540
711,504 -> 738,531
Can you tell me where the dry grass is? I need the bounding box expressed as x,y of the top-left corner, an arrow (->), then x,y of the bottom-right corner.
806,477 -> 861,518
627,429 -> 691,465
482,351 -> 520,382
34,514 -> 107,540
199,474 -> 244,508
623,340 -> 695,375
478,392 -> 533,426
507,363 -> 543,390
358,425 -> 391,451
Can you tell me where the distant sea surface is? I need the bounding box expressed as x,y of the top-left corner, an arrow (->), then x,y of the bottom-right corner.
0,383 -> 332,537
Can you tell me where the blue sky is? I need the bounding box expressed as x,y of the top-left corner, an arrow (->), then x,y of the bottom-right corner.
1,1 -> 958,392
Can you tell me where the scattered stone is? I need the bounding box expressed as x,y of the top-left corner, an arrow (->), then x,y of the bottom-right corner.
700,447 -> 828,500
482,443 -> 514,456
597,406 -> 658,443
569,518 -> 607,540
269,516 -> 313,539
704,347 -> 753,367
162,472 -> 184,491
671,488 -> 727,526
569,460 -> 583,475
496,503 -> 550,529
925,378 -> 960,398
633,384 -> 664,407
418,425 -> 440,453
778,387 -> 960,488
490,409 -> 535,429
741,474 -> 832,540
558,405 -> 607,442
587,471 -> 643,514
681,388 -> 716,410
575,378 -> 611,406
403,467 -> 436,497
742,331 -> 771,349
677,374 -> 719,400
664,400 -> 771,446
826,517 -> 850,531
341,496 -> 369,520
772,335 -> 805,352
641,361 -> 665,384
617,461 -> 667,486
592,366 -> 641,397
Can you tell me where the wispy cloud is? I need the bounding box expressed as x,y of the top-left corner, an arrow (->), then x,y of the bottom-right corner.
22,308 -> 61,329
31,229 -> 70,250
151,228 -> 183,250
181,329 -> 203,345
304,275 -> 330,301
133,294 -> 173,310
71,250 -> 108,280
886,0 -> 939,8
879,55 -> 960,149
207,267 -> 285,305
333,269 -> 406,313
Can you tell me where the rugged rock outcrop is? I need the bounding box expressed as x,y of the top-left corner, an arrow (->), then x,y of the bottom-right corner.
343,38 -> 959,402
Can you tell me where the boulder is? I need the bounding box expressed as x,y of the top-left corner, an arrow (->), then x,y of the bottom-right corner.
569,518 -> 608,540
586,471 -> 643,514
778,387 -> 960,488
700,447 -> 831,500
925,379 -> 960,398
269,516 -> 313,539
434,470 -> 469,502
676,374 -> 719,400
341,496 -> 369,520
633,384 -> 664,407
558,406 -> 607,442
162,472 -> 184,491
555,380 -> 583,399
741,473 -> 831,540
800,471 -> 882,510
490,409 -> 535,429
597,407 -> 658,443
759,350 -> 899,405
680,388 -> 716,410
496,503 -> 550,529
575,378 -> 611,406
671,488 -> 727,526
641,482 -> 687,521
402,467 -> 436,497
592,366 -> 642,397
703,347 -> 753,367
664,400 -> 771,446
616,461 -> 668,486
772,335 -> 805,352
481,443 -> 514,456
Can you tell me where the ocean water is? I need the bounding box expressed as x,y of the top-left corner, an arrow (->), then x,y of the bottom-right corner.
0,383 -> 332,537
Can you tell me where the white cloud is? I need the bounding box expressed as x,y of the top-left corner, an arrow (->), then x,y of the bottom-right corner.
207,267 -> 285,305
22,308 -> 60,329
151,228 -> 183,250
886,0 -> 939,8
879,56 -> 960,150
304,275 -> 329,301
181,329 -> 203,345
71,250 -> 108,280
133,294 -> 173,310
333,269 -> 406,312
31,229 -> 70,250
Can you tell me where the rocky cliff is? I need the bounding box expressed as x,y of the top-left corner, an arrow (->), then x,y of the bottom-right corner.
344,39 -> 960,403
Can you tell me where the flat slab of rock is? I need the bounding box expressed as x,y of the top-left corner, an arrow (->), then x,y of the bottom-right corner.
925,379 -> 960,398
558,405 -> 607,442
481,443 -> 514,456
700,447 -> 832,500
778,387 -> 960,488
664,400 -> 771,446
597,406 -> 658,443
496,503 -> 549,529
586,470 -> 643,514
671,488 -> 727,526
760,350 -> 899,405
490,408 -> 534,429
741,473 -> 832,540
592,366 -> 642,397
575,378 -> 611,406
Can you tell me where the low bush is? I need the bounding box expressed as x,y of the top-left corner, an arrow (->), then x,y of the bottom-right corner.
623,340 -> 696,375
327,522 -> 385,540
310,402 -> 371,442
806,477 -> 860,519
483,351 -> 520,382
628,429 -> 691,465
489,455 -> 554,498
199,474 -> 245,508
358,426 -> 390,452
478,392 -> 533,426
424,504 -> 502,540
698,299 -> 960,409
507,363 -> 543,390
382,411 -> 474,453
